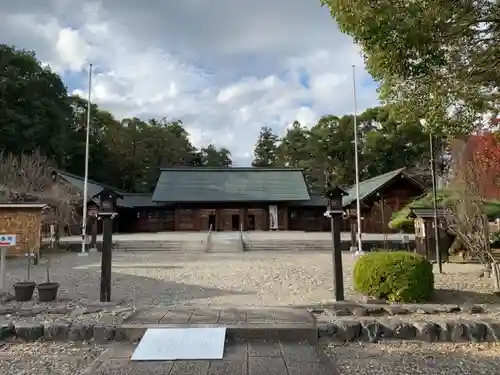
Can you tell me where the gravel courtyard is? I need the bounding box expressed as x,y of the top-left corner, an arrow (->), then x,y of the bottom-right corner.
2,251 -> 500,307
1,341 -> 499,375
0,342 -> 103,375
326,341 -> 500,375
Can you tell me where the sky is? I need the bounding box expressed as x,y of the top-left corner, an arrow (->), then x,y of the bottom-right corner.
0,0 -> 379,165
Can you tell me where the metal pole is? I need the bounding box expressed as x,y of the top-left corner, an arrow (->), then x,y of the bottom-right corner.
429,132 -> 443,273
352,65 -> 363,253
0,248 -> 5,290
100,215 -> 113,302
331,212 -> 344,301
80,63 -> 93,256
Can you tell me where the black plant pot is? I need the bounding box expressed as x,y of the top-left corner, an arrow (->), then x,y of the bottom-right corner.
37,282 -> 60,302
13,281 -> 36,302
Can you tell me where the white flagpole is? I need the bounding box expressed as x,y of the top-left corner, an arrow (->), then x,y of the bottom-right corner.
79,63 -> 93,256
352,65 -> 363,255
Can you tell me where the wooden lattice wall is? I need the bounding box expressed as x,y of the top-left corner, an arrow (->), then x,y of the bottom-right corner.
0,208 -> 42,257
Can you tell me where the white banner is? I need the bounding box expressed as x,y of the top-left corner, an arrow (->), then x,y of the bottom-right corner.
269,205 -> 278,230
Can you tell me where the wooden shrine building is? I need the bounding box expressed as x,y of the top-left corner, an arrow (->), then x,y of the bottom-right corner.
57,167 -> 427,233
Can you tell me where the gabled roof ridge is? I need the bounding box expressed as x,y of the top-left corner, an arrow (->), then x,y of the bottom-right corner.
159,167 -> 304,172
357,168 -> 406,185
342,168 -> 411,207
57,170 -> 128,194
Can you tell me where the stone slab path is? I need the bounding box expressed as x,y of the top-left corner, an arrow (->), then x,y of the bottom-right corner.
83,341 -> 338,375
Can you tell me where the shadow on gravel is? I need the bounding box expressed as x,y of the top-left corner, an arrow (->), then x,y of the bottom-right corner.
97,265 -> 182,270
432,288 -> 500,305
3,254 -> 253,307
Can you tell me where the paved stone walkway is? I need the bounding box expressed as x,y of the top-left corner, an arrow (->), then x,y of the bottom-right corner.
83,341 -> 338,375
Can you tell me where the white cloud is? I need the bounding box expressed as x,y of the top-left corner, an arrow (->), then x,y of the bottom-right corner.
0,0 -> 379,166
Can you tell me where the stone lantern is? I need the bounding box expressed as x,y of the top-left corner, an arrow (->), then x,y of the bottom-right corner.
95,188 -> 123,302
323,184 -> 347,301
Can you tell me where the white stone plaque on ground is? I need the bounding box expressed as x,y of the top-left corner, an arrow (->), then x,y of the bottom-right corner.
130,327 -> 226,361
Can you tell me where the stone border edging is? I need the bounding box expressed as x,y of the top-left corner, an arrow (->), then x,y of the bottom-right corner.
3,319 -> 500,344
318,319 -> 500,342
0,322 -> 318,344
308,302 -> 487,317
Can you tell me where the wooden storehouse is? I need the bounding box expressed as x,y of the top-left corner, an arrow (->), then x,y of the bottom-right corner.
289,168 -> 427,233
0,203 -> 48,257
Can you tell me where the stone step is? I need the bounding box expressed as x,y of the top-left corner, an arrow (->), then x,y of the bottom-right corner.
114,241 -> 205,252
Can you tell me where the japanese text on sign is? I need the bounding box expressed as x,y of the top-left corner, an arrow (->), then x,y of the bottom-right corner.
0,235 -> 16,247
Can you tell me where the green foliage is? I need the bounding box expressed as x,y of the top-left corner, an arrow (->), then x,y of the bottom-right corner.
200,144 -> 232,167
252,126 -> 279,167
321,0 -> 500,135
0,44 -> 73,165
353,251 -> 434,303
258,107 -> 433,193
2,41 -> 442,195
0,44 -> 234,193
389,189 -> 500,230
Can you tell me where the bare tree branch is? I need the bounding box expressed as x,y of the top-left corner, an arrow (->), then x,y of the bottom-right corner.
444,138 -> 500,292
0,151 -> 82,238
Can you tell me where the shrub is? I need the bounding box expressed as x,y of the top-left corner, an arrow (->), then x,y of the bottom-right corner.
353,251 -> 434,303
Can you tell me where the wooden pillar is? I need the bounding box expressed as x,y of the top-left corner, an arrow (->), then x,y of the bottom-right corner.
350,218 -> 357,251
90,217 -> 98,249
174,207 -> 180,231
215,209 -> 221,231
265,206 -> 270,231
282,205 -> 289,230
240,208 -> 248,231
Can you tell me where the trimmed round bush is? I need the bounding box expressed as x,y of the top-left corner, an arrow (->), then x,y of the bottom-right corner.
353,251 -> 434,303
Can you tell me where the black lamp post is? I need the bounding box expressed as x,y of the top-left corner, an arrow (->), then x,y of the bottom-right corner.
324,184 -> 347,301
96,188 -> 122,302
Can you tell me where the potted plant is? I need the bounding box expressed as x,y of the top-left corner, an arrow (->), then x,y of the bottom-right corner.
13,252 -> 36,301
36,255 -> 59,302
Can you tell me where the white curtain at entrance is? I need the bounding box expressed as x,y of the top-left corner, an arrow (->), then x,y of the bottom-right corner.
269,205 -> 278,230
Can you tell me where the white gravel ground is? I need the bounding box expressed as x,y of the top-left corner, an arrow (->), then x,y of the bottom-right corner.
326,341 -> 500,375
0,342 -> 103,375
2,251 -> 499,307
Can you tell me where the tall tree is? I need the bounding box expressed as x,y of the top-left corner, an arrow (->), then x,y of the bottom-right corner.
361,107 -> 430,177
65,95 -> 118,185
0,44 -> 74,165
321,0 -> 500,135
276,107 -> 434,192
276,121 -> 310,167
200,144 -> 232,167
252,126 -> 279,167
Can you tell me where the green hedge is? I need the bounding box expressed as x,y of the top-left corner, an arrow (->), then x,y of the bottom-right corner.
389,189 -> 500,230
353,251 -> 434,303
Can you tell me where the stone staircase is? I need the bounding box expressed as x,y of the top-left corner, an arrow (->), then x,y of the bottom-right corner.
207,232 -> 244,252
113,240 -> 205,253
244,238 -> 333,252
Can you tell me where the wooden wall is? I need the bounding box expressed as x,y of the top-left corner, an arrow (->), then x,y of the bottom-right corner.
358,178 -> 424,233
247,208 -> 267,230
0,208 -> 42,257
162,204 -> 283,231
289,177 -> 425,233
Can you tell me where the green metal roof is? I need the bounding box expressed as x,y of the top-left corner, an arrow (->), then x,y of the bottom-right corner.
342,168 -> 408,207
290,195 -> 328,207
57,171 -> 132,206
290,168 -> 421,208
152,167 -> 311,202
120,193 -> 169,208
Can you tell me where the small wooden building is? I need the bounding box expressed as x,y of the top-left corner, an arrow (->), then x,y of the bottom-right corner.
0,203 -> 48,257
289,168 -> 427,233
409,208 -> 452,262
